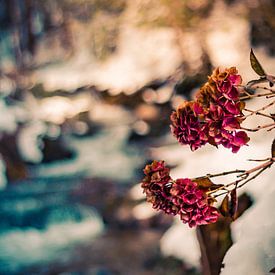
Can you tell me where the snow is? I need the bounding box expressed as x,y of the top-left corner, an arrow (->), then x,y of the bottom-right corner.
35,27 -> 181,95
38,94 -> 94,124
160,219 -> 201,268
0,206 -> 104,273
129,183 -> 146,201
221,186 -> 275,275
17,121 -> 47,163
132,201 -> 157,220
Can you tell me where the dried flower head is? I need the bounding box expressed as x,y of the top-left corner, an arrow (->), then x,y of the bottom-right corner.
170,101 -> 208,151
141,161 -> 220,227
170,178 -> 219,227
141,161 -> 177,214
171,67 -> 249,153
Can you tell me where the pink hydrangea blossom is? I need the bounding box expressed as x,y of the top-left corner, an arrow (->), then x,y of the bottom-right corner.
141,160 -> 177,215
170,178 -> 219,227
170,102 -> 208,151
141,161 -> 220,227
171,67 -> 249,153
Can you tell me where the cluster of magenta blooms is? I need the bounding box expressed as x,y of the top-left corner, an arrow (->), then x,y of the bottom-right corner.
170,67 -> 249,153
141,161 -> 219,227
141,68 -> 250,227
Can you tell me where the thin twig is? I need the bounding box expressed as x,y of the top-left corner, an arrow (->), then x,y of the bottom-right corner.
240,92 -> 274,100
252,86 -> 275,93
205,170 -> 245,178
268,125 -> 275,131
243,99 -> 275,119
248,157 -> 271,162
237,159 -> 273,177
243,108 -> 275,120
238,165 -> 271,189
241,122 -> 275,132
212,159 -> 274,198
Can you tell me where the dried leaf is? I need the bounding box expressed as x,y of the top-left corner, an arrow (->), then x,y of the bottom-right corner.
269,267 -> 275,273
209,184 -> 224,191
193,177 -> 223,191
193,177 -> 214,189
272,138 -> 275,158
239,101 -> 246,111
250,49 -> 266,77
220,195 -> 229,217
229,188 -> 238,220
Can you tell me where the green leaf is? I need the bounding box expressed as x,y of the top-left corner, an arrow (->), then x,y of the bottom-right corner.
220,194 -> 229,217
250,49 -> 266,77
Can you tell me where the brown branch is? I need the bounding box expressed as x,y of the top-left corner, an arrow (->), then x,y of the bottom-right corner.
240,91 -> 274,100
211,159 -> 274,198
243,100 -> 275,119
243,108 -> 275,120
205,170 -> 246,178
241,122 -> 275,132
253,86 -> 275,93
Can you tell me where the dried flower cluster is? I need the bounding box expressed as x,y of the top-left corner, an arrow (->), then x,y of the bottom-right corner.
140,52 -> 275,229
171,67 -> 250,152
141,161 -> 219,227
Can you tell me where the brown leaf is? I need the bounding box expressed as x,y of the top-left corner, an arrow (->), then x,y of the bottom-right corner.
269,267 -> 275,273
250,49 -> 266,77
193,177 -> 213,188
209,184 -> 224,191
193,177 -> 223,191
220,195 -> 229,217
229,188 -> 238,220
239,101 -> 246,111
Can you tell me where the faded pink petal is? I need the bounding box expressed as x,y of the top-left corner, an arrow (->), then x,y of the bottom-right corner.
228,74 -> 242,85
222,117 -> 240,131
224,100 -> 241,115
224,86 -> 239,100
232,131 -> 250,146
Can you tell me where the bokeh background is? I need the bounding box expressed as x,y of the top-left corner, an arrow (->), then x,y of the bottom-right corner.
0,0 -> 275,274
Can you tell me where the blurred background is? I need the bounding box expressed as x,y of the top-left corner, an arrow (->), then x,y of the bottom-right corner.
0,0 -> 275,274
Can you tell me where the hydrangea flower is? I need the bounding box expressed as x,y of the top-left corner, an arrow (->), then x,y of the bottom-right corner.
171,67 -> 250,153
170,178 -> 219,227
141,160 -> 177,215
141,161 -> 220,227
170,101 -> 208,151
